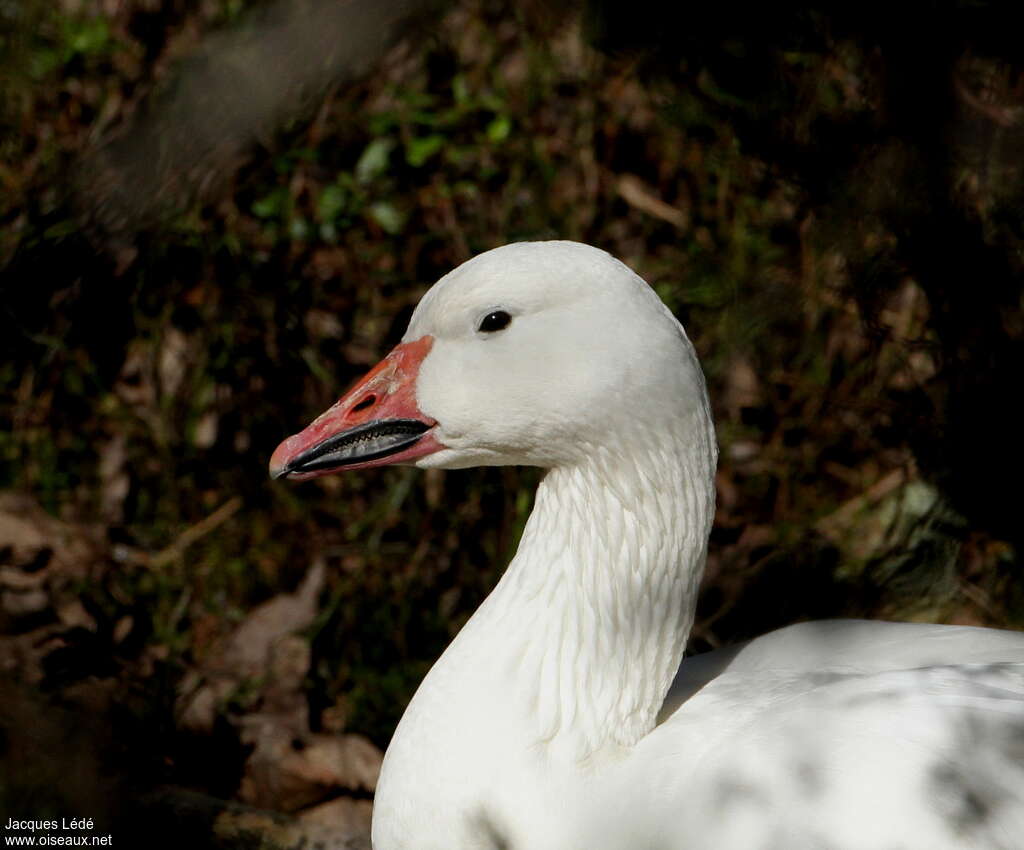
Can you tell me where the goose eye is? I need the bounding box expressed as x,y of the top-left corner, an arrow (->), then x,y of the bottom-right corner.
478,310 -> 512,333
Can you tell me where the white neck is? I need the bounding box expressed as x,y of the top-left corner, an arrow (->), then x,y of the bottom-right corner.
483,415 -> 716,758
400,406 -> 716,757
373,405 -> 716,846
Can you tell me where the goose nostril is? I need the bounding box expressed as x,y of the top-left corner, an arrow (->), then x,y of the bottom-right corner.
352,394 -> 376,413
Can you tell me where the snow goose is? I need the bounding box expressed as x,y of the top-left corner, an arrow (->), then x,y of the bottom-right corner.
271,241 -> 1024,850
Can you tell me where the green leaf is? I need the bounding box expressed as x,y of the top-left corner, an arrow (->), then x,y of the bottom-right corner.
43,219 -> 77,240
486,115 -> 511,144
63,17 -> 111,60
368,201 -> 405,235
452,74 -> 470,106
317,184 -> 348,222
251,189 -> 286,219
355,138 -> 395,184
405,135 -> 445,167
29,49 -> 60,80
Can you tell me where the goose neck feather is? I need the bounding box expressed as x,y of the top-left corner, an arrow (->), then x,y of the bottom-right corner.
372,404 -> 716,847
491,422 -> 716,756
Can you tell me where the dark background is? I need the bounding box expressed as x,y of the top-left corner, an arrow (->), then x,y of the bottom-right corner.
2,1 -> 1023,846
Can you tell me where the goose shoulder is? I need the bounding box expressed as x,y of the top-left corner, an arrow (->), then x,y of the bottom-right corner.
661,619 -> 1024,716
597,659 -> 1024,850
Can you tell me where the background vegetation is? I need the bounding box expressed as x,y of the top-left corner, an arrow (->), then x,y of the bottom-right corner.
2,0 -> 1023,846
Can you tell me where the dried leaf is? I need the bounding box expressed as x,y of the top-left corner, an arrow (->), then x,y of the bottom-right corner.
221,561 -> 325,675
98,433 -> 129,521
158,327 -> 190,399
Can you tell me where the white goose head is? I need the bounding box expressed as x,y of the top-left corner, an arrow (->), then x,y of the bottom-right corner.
270,240 -> 712,477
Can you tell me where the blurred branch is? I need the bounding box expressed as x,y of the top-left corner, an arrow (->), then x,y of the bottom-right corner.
616,173 -> 689,229
141,497 -> 242,569
815,468 -> 907,543
74,0 -> 449,258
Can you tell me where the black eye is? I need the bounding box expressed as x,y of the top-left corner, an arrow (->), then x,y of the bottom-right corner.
478,310 -> 512,333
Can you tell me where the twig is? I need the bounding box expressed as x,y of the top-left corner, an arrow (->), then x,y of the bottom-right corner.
616,174 -> 689,229
148,497 -> 243,569
815,468 -> 907,539
954,73 -> 1022,128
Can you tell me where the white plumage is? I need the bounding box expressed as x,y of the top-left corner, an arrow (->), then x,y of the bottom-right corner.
273,241 -> 1024,850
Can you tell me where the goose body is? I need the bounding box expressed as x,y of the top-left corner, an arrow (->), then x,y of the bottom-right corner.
271,241 -> 1024,850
